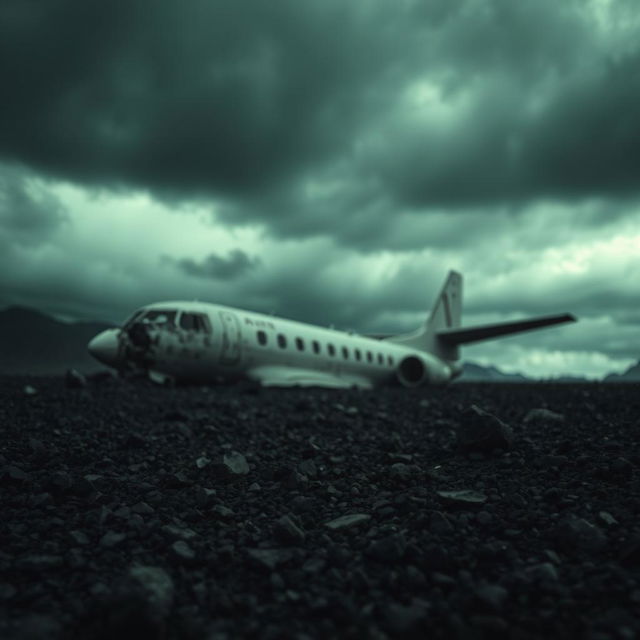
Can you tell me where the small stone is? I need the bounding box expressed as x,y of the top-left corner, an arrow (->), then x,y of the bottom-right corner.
6,465 -> 30,483
555,517 -> 607,552
247,548 -> 293,571
100,531 -> 127,547
437,489 -> 487,507
171,540 -> 195,561
525,562 -> 559,582
161,524 -> 198,540
132,501 -> 155,515
164,472 -> 192,488
457,405 -> 513,452
474,582 -> 509,610
19,555 -> 64,571
366,534 -> 406,563
390,463 -> 422,481
222,451 -> 250,475
23,385 -> 37,395
611,457 -> 633,477
476,511 -> 493,526
274,515 -> 306,545
523,408 -> 565,424
65,368 -> 87,388
430,511 -> 454,535
382,599 -> 429,634
69,530 -> 90,545
128,565 -> 174,610
598,511 -> 619,526
195,487 -> 217,507
298,459 -> 317,477
196,456 -> 211,469
324,514 -> 371,530
212,504 -> 234,520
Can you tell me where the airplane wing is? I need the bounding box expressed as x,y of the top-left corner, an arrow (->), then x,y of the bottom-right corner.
247,366 -> 372,389
436,313 -> 576,346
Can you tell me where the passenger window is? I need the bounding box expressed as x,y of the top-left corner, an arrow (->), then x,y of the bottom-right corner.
277,334 -> 287,349
312,340 -> 320,354
366,351 -> 373,363
355,349 -> 361,361
328,344 -> 335,356
387,355 -> 394,366
342,347 -> 349,359
257,330 -> 267,346
296,337 -> 305,351
180,313 -> 196,330
194,314 -> 211,333
377,353 -> 384,365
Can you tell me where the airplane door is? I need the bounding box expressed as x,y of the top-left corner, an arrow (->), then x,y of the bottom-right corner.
219,311 -> 242,365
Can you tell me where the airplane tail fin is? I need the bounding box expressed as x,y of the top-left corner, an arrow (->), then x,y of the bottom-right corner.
385,270 -> 576,362
385,270 -> 463,361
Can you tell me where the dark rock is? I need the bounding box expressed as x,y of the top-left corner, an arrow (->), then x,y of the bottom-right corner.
457,405 -> 514,452
474,581 -> 509,611
523,408 -> 565,425
247,548 -> 294,571
390,462 -> 422,481
382,599 -> 429,634
366,534 -> 406,563
554,517 -> 607,552
437,489 -> 487,508
65,368 -> 87,388
161,524 -> 198,541
100,531 -> 127,547
18,555 -> 64,571
324,514 -> 371,530
171,541 -> 196,562
430,511 -> 454,535
525,562 -> 559,582
4,465 -> 30,483
274,515 -> 306,545
211,504 -> 234,520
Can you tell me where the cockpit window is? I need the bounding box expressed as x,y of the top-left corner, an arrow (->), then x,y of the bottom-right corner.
141,310 -> 177,326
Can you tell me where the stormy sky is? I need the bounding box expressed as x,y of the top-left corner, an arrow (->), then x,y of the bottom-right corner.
1,0 -> 639,378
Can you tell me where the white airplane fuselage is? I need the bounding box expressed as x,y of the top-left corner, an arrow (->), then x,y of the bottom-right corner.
89,300 -> 456,389
88,271 -> 575,388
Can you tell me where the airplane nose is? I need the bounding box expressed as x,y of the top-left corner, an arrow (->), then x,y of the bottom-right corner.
88,329 -> 121,367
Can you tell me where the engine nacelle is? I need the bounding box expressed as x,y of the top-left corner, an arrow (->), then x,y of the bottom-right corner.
395,353 -> 452,387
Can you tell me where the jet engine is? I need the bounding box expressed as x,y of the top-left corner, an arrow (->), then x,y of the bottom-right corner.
395,354 -> 452,387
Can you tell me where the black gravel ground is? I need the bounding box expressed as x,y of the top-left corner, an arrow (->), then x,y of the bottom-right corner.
1,375 -> 639,639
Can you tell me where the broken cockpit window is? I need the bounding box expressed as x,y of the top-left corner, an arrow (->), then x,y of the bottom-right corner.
141,310 -> 177,326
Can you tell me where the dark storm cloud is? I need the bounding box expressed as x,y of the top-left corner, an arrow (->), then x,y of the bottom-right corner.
0,0 -> 396,195
2,0 -> 639,244
0,163 -> 67,246
168,249 -> 261,280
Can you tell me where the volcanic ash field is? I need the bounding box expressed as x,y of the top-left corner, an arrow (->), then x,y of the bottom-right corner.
1,376 -> 639,639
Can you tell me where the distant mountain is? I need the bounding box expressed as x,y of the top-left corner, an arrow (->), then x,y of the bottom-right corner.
458,362 -> 530,382
604,360 -> 640,382
0,306 -> 114,374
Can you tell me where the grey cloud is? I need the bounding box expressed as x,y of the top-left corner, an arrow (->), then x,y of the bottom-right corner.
0,164 -> 67,246
169,250 -> 261,280
1,0 -> 639,250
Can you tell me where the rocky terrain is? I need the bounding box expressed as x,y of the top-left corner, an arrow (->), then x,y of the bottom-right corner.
1,375 -> 639,639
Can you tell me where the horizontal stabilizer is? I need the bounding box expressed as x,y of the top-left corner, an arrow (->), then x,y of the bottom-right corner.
437,313 -> 576,346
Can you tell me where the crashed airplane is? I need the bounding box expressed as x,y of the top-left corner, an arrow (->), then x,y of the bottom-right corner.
88,271 -> 575,388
